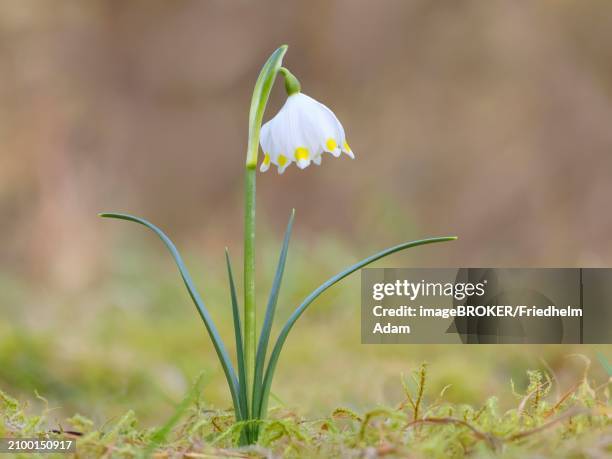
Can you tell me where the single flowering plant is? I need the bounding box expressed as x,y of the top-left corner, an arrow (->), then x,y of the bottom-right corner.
101,45 -> 455,445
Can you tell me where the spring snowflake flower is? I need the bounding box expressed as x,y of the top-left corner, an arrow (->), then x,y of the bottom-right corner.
259,93 -> 354,173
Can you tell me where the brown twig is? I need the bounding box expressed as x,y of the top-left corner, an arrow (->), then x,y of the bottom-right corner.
505,406 -> 589,441
404,417 -> 500,450
49,429 -> 83,437
517,387 -> 539,418
544,381 -> 582,418
403,407 -> 592,451
182,450 -> 251,459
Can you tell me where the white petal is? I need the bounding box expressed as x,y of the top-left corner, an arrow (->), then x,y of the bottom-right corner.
310,99 -> 346,158
260,121 -> 274,156
342,139 -> 355,159
258,92 -> 353,173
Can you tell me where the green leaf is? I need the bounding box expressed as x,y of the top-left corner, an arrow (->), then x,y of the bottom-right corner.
257,236 -> 457,418
252,209 -> 295,420
245,45 -> 288,168
596,352 -> 612,377
224,249 -> 248,423
143,372 -> 206,458
99,212 -> 242,420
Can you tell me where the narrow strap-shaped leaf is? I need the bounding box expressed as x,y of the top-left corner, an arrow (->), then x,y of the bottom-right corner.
224,249 -> 248,422
252,209 -> 295,419
257,236 -> 457,418
99,213 -> 242,419
143,372 -> 206,458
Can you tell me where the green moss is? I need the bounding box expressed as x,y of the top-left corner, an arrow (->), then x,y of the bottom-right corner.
1,366 -> 609,458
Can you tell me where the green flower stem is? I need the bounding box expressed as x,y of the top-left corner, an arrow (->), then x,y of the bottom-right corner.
243,165 -> 256,417
243,45 -> 288,421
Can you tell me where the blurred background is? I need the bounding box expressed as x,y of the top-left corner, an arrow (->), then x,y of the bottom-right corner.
1,0 -> 611,426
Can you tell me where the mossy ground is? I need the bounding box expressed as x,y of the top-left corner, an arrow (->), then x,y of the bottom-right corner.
0,240 -> 611,457
1,363 -> 610,458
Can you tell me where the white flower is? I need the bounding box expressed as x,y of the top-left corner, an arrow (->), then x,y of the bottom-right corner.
259,93 -> 354,173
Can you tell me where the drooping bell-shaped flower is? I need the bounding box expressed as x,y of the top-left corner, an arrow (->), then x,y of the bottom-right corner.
259,70 -> 354,173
